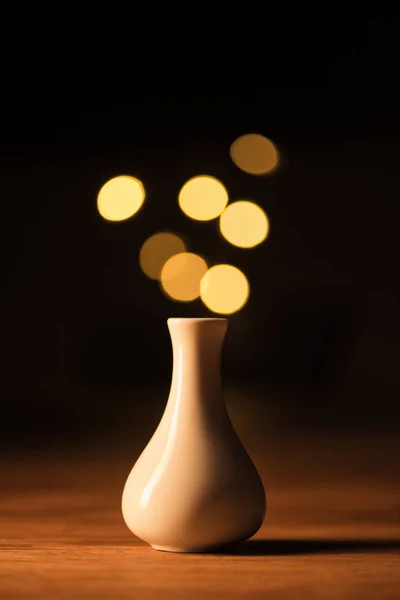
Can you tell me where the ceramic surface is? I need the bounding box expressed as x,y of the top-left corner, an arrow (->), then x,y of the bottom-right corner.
122,318 -> 266,552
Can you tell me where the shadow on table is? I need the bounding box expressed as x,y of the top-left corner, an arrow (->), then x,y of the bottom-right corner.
71,538 -> 400,556
213,539 -> 400,556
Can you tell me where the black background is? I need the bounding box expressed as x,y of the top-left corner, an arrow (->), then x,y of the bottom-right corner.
2,18 -> 399,456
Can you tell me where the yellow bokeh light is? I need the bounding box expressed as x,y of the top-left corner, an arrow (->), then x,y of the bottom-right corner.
178,175 -> 228,221
200,264 -> 249,314
219,201 -> 269,248
97,176 -> 145,221
161,253 -> 208,302
139,232 -> 186,281
230,134 -> 279,175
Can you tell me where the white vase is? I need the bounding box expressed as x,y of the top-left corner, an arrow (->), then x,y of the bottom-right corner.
121,317 -> 266,552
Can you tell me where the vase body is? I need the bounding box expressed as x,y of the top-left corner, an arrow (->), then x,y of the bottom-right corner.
121,318 -> 266,552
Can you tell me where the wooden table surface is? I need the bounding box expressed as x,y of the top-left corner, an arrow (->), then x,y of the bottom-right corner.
1,448 -> 399,599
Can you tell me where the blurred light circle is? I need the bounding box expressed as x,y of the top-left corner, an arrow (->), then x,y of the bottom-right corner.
200,264 -> 249,314
219,201 -> 269,248
97,176 -> 145,221
139,232 -> 186,280
178,175 -> 228,221
230,134 -> 279,175
161,253 -> 208,301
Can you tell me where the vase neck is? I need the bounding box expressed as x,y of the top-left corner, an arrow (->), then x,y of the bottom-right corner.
168,318 -> 228,408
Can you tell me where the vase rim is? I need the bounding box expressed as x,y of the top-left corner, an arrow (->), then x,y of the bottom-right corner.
168,317 -> 227,323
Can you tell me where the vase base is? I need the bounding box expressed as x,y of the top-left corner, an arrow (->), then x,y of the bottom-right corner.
151,545 -> 202,554
150,541 -> 244,554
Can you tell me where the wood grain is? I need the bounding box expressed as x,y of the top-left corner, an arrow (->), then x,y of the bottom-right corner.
1,456 -> 399,599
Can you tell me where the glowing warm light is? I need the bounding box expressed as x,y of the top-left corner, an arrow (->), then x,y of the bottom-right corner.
219,201 -> 269,248
97,176 -> 145,221
200,265 -> 249,314
161,253 -> 208,302
230,134 -> 279,175
178,176 -> 228,221
139,232 -> 186,280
